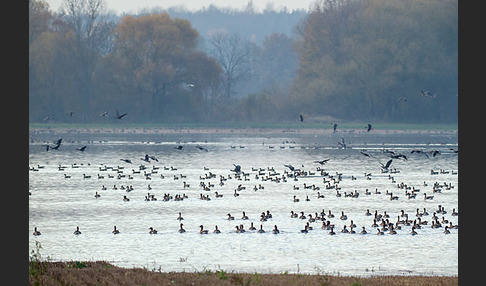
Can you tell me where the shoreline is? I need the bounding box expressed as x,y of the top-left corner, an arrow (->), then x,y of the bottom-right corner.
29,261 -> 458,285
29,125 -> 458,136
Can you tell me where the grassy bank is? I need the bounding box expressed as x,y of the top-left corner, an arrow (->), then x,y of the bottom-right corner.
29,261 -> 458,286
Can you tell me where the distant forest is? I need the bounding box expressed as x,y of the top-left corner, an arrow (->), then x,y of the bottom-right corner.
29,0 -> 457,125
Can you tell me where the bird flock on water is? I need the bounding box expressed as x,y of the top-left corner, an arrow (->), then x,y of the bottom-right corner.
30,130 -> 458,238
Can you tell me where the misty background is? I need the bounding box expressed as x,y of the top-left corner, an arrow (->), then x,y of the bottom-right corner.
29,0 -> 458,125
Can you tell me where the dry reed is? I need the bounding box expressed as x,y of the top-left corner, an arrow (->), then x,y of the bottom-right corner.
29,261 -> 458,286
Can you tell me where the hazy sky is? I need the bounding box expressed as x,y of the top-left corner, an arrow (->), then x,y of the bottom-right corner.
45,0 -> 316,14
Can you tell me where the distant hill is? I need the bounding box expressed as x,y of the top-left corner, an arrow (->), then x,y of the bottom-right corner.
157,5 -> 308,45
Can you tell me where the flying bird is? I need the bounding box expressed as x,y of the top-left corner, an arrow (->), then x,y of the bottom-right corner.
196,145 -> 208,152
338,138 -> 347,149
390,154 -> 407,160
231,164 -> 241,173
120,159 -> 132,164
76,146 -> 87,152
284,164 -> 295,171
148,155 -> 158,162
411,150 -> 429,158
41,139 -> 62,151
421,90 -> 437,98
114,109 -> 127,119
46,138 -> 62,150
397,97 -> 407,102
366,123 -> 373,132
99,111 -> 109,117
141,154 -> 151,163
380,159 -> 393,172
360,151 -> 372,158
314,159 -> 330,165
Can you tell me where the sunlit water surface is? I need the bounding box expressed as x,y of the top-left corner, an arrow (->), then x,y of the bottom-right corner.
29,130 -> 458,276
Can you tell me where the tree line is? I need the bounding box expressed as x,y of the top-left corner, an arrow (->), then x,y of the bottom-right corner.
29,0 -> 457,125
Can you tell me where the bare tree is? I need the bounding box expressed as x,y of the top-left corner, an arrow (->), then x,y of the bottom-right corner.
59,0 -> 114,121
208,31 -> 251,98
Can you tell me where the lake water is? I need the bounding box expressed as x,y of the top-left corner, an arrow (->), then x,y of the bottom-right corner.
29,128 -> 458,276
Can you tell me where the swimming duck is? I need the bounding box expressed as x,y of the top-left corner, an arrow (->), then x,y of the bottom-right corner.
410,226 -> 418,235
371,219 -> 378,228
73,226 -> 82,235
328,210 -> 335,218
272,225 -> 280,234
360,226 -> 367,234
305,222 -> 313,230
341,225 -> 349,233
33,227 -> 41,236
376,228 -> 384,235
307,214 -> 315,223
213,225 -> 221,233
389,193 -> 398,200
123,195 -> 130,202
416,217 -> 427,226
241,211 -> 249,220
178,223 -> 186,233
424,193 -> 434,200
177,212 -> 184,221
112,225 -> 120,235
365,209 -> 372,216
340,211 -> 347,220
443,226 -> 450,234
257,224 -> 265,233
249,222 -> 257,230
149,227 -> 157,234
227,213 -> 235,220
415,208 -> 422,217
298,211 -> 306,219
394,221 -> 402,230
238,224 -> 246,233
265,210 -> 272,219
328,226 -> 336,235
199,225 -> 208,234
260,212 -> 268,221
451,208 -> 458,216
321,221 -> 329,230
293,195 -> 300,202
94,192 -> 101,198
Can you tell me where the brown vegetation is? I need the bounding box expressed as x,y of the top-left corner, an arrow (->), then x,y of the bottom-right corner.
29,261 -> 458,286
